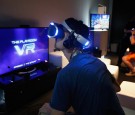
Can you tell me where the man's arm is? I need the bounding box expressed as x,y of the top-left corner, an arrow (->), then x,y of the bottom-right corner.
51,108 -> 65,115
38,103 -> 65,115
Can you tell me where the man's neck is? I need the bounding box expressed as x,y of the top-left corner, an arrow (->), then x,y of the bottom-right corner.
62,49 -> 82,61
62,49 -> 72,61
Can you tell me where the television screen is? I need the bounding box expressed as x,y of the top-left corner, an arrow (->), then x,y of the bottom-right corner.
0,27 -> 49,76
90,14 -> 110,30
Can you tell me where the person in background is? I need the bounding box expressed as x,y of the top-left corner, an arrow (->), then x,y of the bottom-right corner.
117,17 -> 135,68
38,18 -> 125,115
122,28 -> 135,76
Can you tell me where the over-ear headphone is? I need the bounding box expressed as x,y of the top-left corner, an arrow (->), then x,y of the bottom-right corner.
62,21 -> 90,49
63,30 -> 75,49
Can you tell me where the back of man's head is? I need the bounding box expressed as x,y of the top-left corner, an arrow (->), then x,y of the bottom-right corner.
62,18 -> 90,50
64,18 -> 89,39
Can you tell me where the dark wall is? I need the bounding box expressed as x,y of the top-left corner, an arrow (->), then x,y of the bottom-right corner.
110,0 -> 135,43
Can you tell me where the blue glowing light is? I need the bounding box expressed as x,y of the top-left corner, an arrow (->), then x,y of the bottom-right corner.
84,41 -> 90,46
48,22 -> 58,38
55,26 -> 58,36
82,41 -> 91,49
50,22 -> 54,25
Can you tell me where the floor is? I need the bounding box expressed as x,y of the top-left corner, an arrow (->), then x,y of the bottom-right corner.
2,52 -> 135,115
7,90 -> 53,115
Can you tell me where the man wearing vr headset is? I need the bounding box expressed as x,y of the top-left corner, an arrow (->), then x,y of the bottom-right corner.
40,18 -> 124,115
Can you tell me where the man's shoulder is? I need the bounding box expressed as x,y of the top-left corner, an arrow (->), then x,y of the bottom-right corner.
73,53 -> 97,63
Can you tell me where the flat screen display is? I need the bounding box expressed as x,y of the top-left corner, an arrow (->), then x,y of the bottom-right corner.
0,27 -> 49,76
90,14 -> 110,30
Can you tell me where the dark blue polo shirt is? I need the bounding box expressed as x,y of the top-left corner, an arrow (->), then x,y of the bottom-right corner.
50,53 -> 125,115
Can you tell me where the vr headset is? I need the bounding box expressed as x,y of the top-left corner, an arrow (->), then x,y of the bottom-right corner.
47,21 -> 90,49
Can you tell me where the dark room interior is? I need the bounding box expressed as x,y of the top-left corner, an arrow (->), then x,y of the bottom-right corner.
0,0 -> 135,115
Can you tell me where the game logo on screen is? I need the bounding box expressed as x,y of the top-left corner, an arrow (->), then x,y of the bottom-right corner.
0,27 -> 49,75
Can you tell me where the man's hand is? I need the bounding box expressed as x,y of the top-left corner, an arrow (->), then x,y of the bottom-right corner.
38,103 -> 52,115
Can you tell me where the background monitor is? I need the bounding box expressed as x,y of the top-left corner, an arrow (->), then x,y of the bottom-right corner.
0,27 -> 49,76
90,14 -> 110,30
